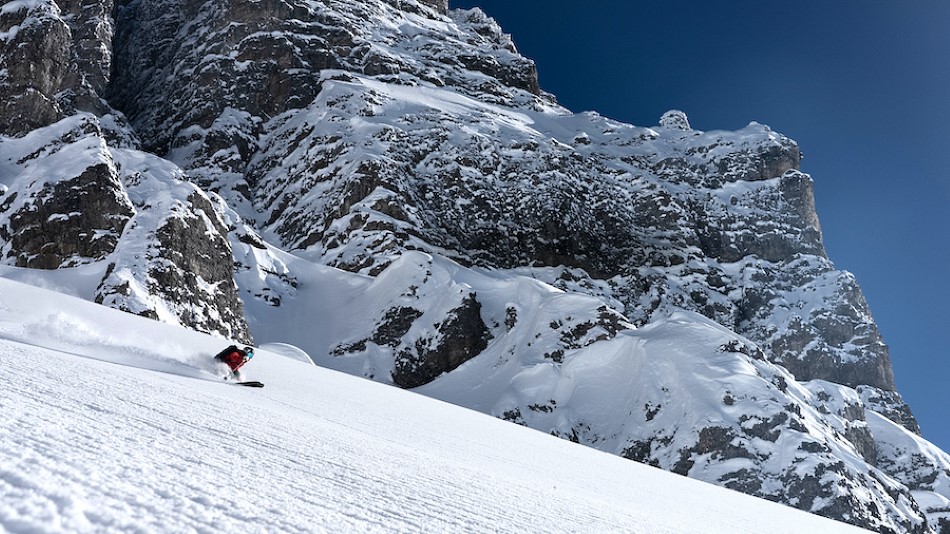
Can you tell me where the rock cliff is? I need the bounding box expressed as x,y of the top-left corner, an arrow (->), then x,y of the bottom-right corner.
1,1 -> 948,532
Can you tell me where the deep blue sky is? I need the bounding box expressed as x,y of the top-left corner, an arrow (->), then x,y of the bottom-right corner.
451,1 -> 950,452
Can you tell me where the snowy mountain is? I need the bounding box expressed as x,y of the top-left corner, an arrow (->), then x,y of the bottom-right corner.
1,0 -> 949,532
0,277 -> 874,533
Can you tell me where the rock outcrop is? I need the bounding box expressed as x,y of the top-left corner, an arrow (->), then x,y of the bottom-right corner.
0,0 -> 114,134
0,115 -> 132,267
0,0 -> 72,134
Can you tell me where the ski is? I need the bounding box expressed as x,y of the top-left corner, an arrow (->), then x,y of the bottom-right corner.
235,381 -> 264,388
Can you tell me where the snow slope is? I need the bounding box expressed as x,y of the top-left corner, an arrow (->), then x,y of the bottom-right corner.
0,277 -> 869,533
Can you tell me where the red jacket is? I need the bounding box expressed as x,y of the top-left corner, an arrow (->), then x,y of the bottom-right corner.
215,347 -> 249,372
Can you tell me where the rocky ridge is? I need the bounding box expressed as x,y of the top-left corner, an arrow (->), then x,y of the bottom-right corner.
1,0 -> 948,532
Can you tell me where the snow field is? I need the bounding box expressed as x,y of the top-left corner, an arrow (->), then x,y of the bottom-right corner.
0,278 -> 871,533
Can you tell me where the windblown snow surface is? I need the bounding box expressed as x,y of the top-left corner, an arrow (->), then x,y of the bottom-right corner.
0,277 -> 870,533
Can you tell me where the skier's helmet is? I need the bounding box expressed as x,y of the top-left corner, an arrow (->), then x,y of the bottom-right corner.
244,346 -> 254,358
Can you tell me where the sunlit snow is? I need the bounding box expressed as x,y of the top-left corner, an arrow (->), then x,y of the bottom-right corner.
0,277 -> 870,533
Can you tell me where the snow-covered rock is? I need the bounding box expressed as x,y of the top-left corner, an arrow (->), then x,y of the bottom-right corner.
0,115 -> 132,268
660,109 -> 692,131
0,0 -> 72,134
95,146 -> 251,342
0,0 -> 114,133
0,113 -> 250,341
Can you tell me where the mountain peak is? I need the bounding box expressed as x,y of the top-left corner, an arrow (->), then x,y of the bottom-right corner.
659,109 -> 692,130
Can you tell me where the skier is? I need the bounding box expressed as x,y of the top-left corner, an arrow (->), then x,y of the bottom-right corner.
214,345 -> 254,380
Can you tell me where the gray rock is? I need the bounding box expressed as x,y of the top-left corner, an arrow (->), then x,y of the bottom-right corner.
0,0 -> 116,135
149,192 -> 250,341
859,385 -> 922,434
5,163 -> 133,268
0,1 -> 71,134
411,0 -> 447,15
95,188 -> 252,343
392,293 -> 490,388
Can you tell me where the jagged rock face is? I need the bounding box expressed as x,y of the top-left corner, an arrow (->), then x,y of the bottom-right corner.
0,111 -> 251,341
328,253 -> 492,386
0,0 -> 72,134
93,147 -> 252,343
6,163 -> 132,268
659,109 -> 691,130
145,193 -> 249,340
247,74 -> 893,399
0,0 -> 251,341
109,0 -> 539,216
57,0 -> 116,116
422,0 -> 447,14
861,385 -> 922,435
731,255 -> 896,391
694,170 -> 823,263
58,0 -> 115,91
392,293 -> 489,388
0,116 -> 133,268
0,0 -> 114,135
868,407 -> 950,533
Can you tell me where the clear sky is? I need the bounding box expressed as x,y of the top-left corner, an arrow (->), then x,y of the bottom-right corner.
450,1 -> 950,452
